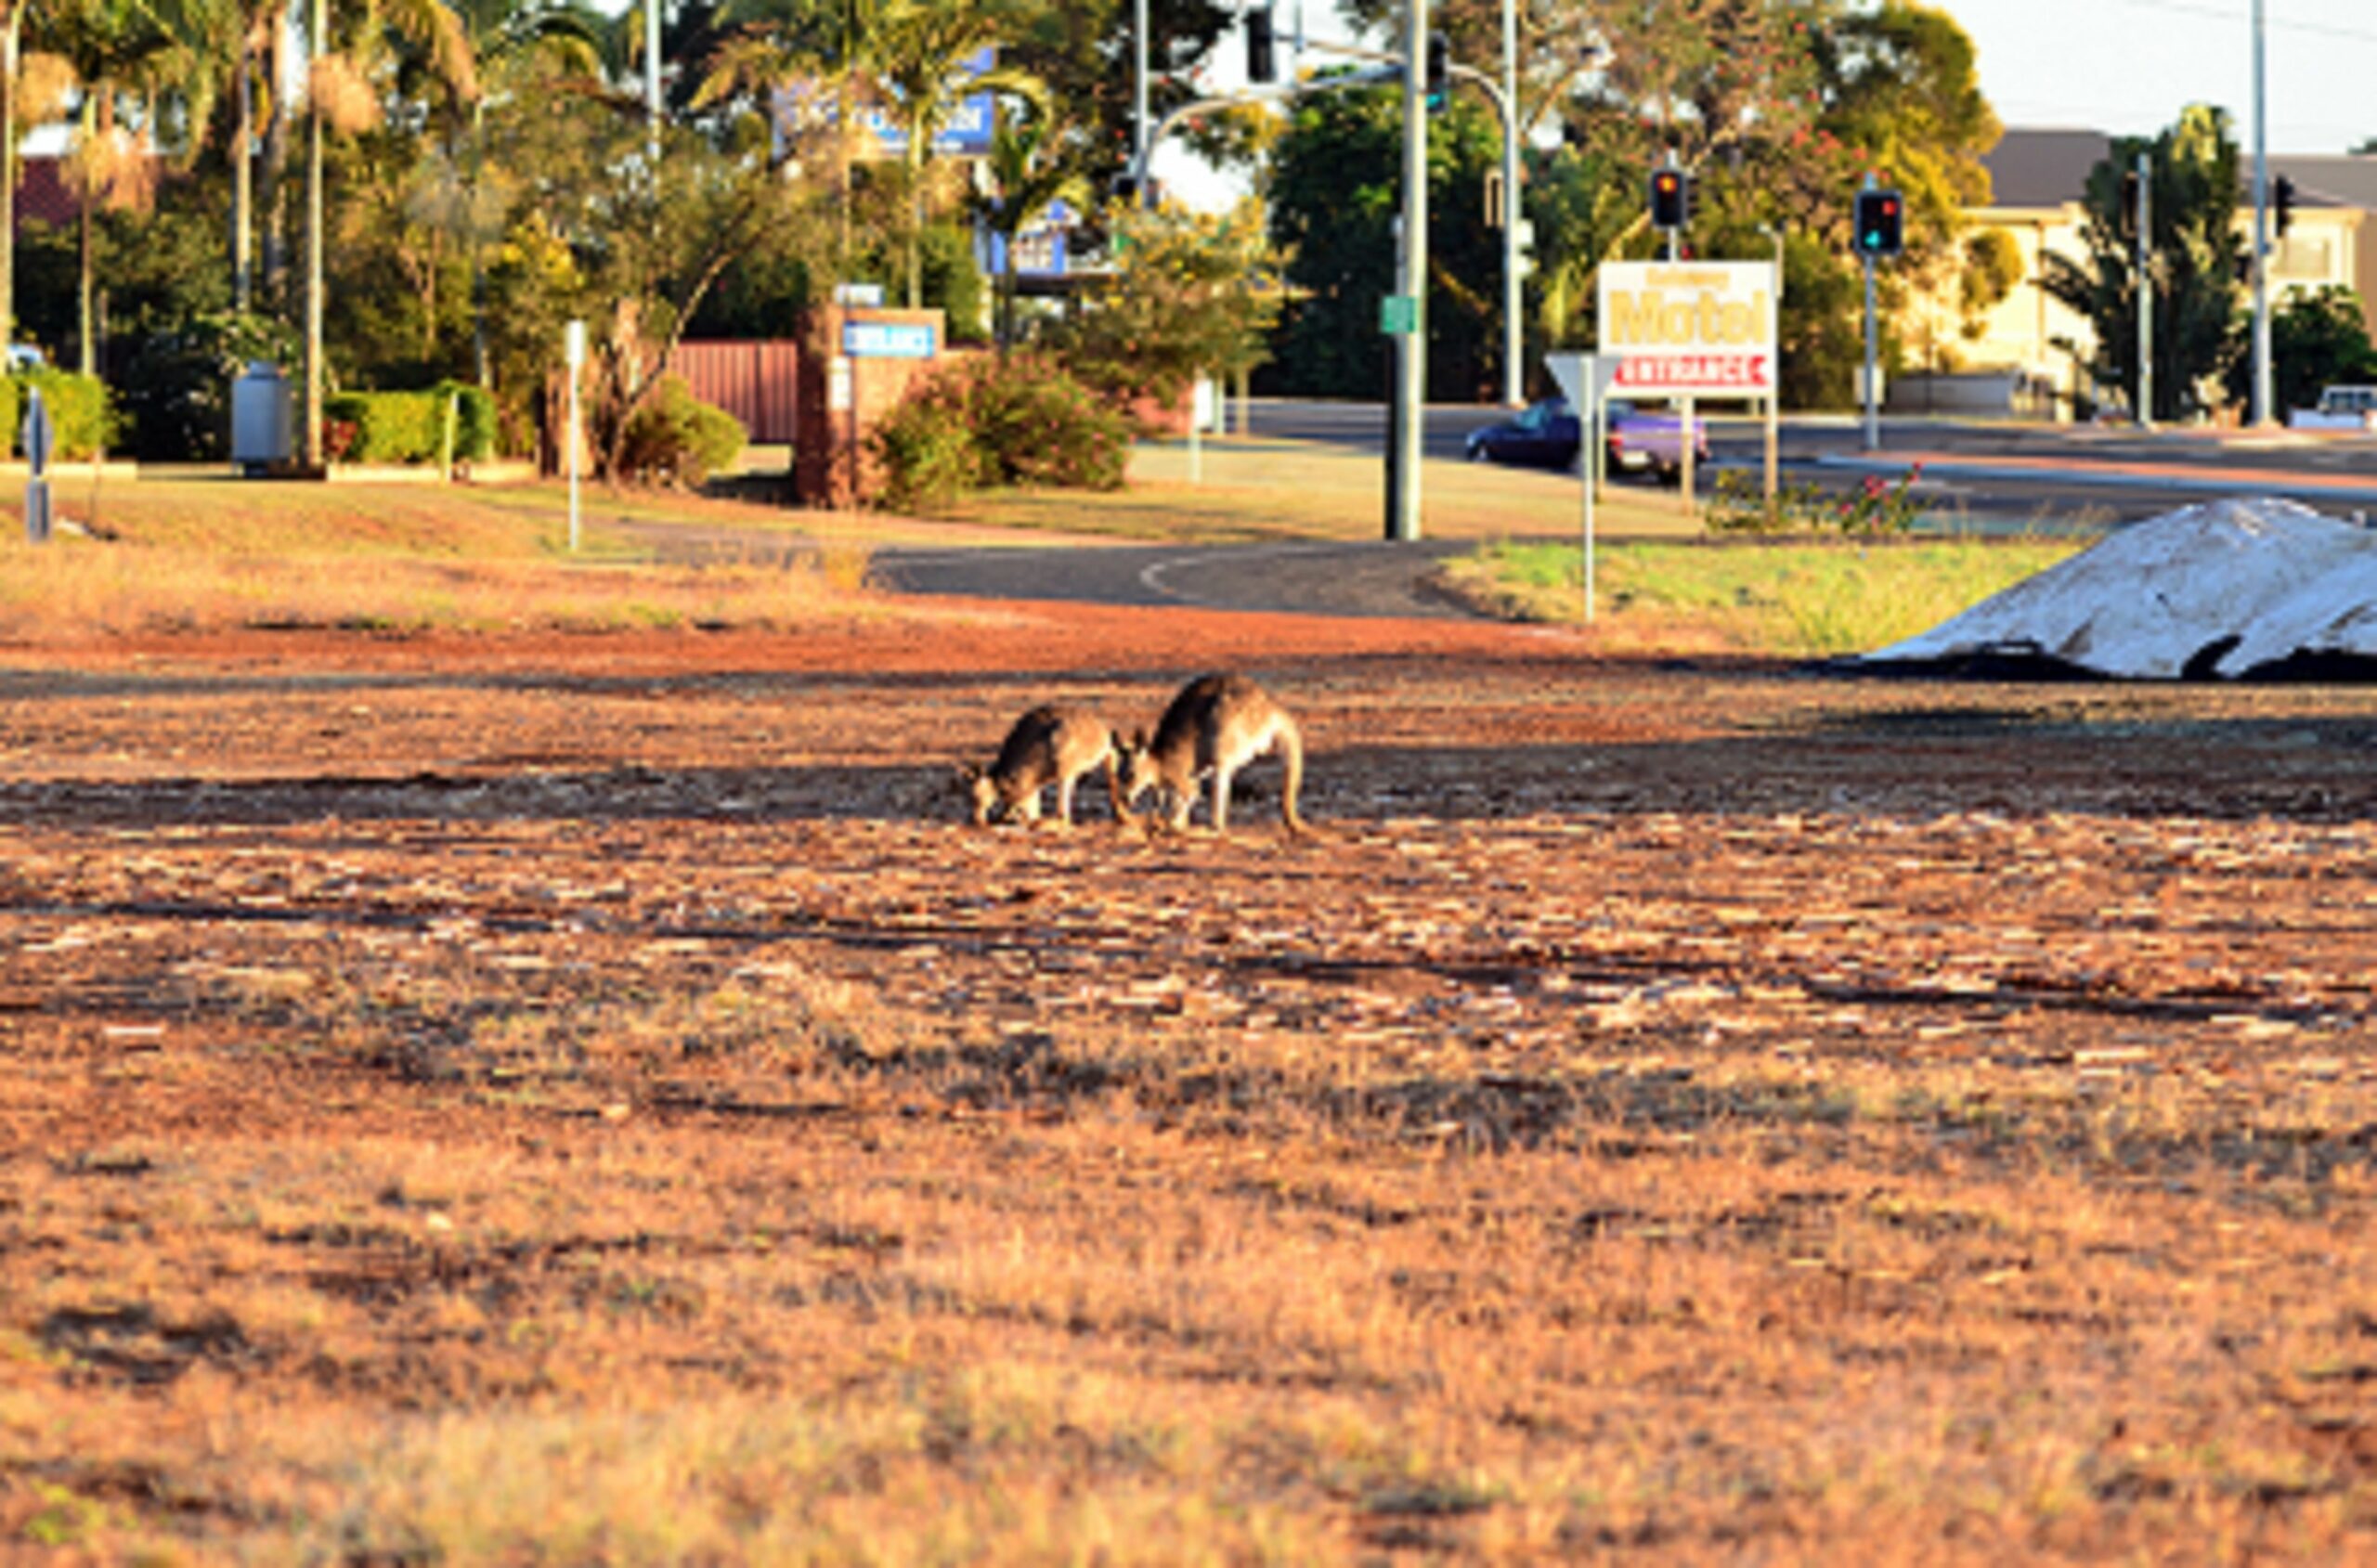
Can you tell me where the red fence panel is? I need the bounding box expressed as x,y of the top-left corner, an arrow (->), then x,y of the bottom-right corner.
670,340 -> 799,443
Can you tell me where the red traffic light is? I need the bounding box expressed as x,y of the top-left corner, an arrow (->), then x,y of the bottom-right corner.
1649,168 -> 1690,229
1853,188 -> 1905,257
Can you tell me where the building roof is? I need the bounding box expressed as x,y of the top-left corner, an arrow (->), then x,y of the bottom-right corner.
1984,128 -> 2363,214
14,157 -> 75,228
2269,154 -> 2377,213
1982,128 -> 2111,209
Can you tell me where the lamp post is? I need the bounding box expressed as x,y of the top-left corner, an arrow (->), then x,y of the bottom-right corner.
1499,0 -> 1520,408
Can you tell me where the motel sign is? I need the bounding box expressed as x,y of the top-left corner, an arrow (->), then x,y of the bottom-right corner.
1596,261 -> 1778,398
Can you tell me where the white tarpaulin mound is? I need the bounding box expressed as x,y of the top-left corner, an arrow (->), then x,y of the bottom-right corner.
1863,497 -> 2377,680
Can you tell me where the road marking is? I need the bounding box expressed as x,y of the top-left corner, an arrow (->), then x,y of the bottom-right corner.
1138,541 -> 1395,608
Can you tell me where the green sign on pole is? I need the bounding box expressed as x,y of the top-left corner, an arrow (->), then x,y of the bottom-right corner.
1379,294 -> 1418,336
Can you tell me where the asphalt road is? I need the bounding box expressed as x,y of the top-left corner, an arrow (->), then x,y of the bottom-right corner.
873,537 -> 1484,617
678,401 -> 2377,620
1245,398 -> 2377,528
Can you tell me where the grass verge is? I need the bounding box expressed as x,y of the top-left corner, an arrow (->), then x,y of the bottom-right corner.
0,477 -> 874,640
1437,536 -> 2088,656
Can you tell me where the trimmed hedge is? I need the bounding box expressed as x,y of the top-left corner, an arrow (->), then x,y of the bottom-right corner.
323,382 -> 499,466
9,370 -> 114,460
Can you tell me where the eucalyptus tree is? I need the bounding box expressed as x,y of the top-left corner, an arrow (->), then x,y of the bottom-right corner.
431,0 -> 604,382
477,52 -> 817,478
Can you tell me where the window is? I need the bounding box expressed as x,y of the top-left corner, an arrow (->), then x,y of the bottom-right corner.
2272,236 -> 2333,281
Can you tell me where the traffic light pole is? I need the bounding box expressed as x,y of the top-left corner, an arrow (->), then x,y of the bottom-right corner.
1858,174 -> 1879,452
2250,0 -> 2273,426
1388,0 -> 1428,542
1862,251 -> 1878,453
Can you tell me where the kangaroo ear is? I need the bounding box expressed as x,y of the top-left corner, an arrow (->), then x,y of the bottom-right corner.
955,762 -> 981,784
1129,728 -> 1148,750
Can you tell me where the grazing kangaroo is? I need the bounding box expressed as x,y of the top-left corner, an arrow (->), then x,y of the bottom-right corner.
1117,672 -> 1305,836
959,705 -> 1125,827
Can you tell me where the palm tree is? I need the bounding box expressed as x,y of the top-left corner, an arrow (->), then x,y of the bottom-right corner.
300,0 -> 477,464
865,0 -> 1043,309
968,101 -> 1084,346
37,0 -> 188,375
701,0 -> 890,287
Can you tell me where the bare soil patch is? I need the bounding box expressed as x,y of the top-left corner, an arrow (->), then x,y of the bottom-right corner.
3,599 -> 2375,1560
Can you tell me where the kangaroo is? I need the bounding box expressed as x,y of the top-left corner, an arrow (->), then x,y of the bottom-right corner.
1117,673 -> 1305,836
958,705 -> 1126,827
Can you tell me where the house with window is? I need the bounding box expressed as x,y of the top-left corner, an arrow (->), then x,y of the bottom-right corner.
1942,128 -> 2373,419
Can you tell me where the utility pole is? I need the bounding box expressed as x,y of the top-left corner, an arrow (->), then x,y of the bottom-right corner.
1499,0 -> 1521,408
2136,149 -> 2153,431
1134,0 -> 1149,205
2250,0 -> 2273,426
1387,0 -> 1428,542
303,0 -> 325,468
646,0 -> 663,163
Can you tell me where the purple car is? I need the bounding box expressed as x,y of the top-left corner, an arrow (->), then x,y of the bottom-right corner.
1463,396 -> 1712,482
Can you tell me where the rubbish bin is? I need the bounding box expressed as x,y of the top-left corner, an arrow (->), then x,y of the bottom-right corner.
230,362 -> 292,475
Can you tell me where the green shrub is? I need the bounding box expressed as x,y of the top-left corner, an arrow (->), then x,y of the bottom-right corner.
441,382 -> 498,465
12,369 -> 113,460
323,385 -> 500,467
869,353 -> 1127,511
114,311 -> 299,461
617,375 -> 747,486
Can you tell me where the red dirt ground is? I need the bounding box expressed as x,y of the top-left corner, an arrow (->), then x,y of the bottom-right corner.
4,596 -> 2376,1558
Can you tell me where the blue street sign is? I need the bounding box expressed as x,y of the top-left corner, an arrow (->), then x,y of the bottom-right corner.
842,322 -> 937,359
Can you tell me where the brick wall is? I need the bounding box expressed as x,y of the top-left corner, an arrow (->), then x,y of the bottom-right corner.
794,306 -> 950,508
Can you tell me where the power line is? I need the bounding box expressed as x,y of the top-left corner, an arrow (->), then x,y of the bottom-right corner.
2117,0 -> 2377,46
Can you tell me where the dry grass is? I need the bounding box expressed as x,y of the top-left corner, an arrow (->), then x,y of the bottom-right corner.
960,436 -> 1710,544
0,477 -> 877,641
1,646 -> 2373,1561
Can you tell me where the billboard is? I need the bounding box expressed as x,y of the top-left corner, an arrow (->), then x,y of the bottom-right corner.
771,48 -> 997,162
1595,261 -> 1777,397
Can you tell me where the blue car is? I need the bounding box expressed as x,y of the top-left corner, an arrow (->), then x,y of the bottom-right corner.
1463,396 -> 1710,480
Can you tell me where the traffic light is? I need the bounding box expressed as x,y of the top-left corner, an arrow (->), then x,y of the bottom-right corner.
1649,166 -> 1689,231
1424,31 -> 1449,112
1246,6 -> 1276,84
2274,174 -> 2296,239
1852,188 -> 1904,257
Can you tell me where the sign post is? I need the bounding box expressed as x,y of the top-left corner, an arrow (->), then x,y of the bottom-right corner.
21,388 -> 51,545
564,320 -> 585,553
1545,353 -> 1608,625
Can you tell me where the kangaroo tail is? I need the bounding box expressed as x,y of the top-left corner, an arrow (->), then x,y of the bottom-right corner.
1278,716 -> 1305,834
